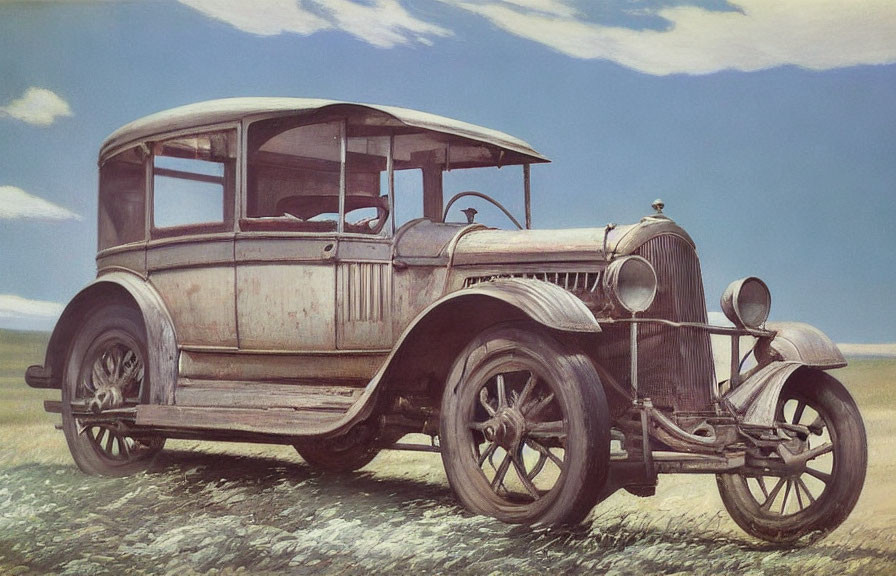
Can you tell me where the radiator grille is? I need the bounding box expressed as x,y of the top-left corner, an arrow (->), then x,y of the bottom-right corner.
464,271 -> 600,294
597,234 -> 716,411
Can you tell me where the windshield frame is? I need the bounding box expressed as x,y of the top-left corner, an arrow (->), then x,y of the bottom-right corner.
239,109 -> 535,237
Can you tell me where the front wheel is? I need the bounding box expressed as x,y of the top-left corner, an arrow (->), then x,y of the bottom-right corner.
61,305 -> 165,476
717,370 -> 867,543
440,325 -> 610,525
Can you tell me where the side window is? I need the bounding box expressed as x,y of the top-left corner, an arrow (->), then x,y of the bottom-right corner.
245,119 -> 391,235
98,146 -> 147,250
245,119 -> 342,233
344,134 -> 389,235
151,130 -> 235,235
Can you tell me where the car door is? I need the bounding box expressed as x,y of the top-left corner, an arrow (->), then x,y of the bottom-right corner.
146,127 -> 239,351
231,115 -> 392,387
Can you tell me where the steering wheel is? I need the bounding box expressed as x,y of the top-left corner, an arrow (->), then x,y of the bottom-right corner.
345,202 -> 390,234
442,191 -> 524,230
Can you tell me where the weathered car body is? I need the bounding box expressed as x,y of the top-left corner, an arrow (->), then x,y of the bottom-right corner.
27,98 -> 866,543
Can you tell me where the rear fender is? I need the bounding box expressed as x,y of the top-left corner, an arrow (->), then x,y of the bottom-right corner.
27,272 -> 177,405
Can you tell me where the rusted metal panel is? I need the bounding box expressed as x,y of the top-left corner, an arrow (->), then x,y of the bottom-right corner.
393,219 -> 473,260
179,349 -> 386,381
150,266 -> 237,347
96,245 -> 146,277
760,322 -> 847,369
235,235 -> 337,262
336,238 -> 392,261
453,228 -> 609,265
235,263 -> 337,350
392,265 -> 448,336
147,236 -> 234,270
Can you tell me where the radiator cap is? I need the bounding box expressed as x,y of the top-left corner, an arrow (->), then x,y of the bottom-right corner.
642,198 -> 671,222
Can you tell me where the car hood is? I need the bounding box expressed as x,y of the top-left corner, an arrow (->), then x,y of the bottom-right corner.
392,216 -> 695,265
451,216 -> 695,266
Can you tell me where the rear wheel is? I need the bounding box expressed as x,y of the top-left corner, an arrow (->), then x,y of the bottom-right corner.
717,370 -> 866,543
294,422 -> 380,472
440,325 -> 609,525
61,305 -> 164,476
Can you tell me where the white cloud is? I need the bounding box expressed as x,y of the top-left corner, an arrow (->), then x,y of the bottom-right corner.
180,0 -> 450,47
0,294 -> 63,332
320,0 -> 451,48
179,0 -> 331,35
0,87 -> 73,126
0,294 -> 65,331
837,343 -> 896,357
176,0 -> 896,73
0,186 -> 82,221
499,0 -> 577,18
448,0 -> 896,75
0,294 -> 63,320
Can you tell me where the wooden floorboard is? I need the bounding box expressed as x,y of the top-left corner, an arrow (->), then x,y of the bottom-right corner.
136,404 -> 348,436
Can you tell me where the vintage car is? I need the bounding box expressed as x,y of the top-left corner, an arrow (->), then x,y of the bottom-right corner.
26,98 -> 866,543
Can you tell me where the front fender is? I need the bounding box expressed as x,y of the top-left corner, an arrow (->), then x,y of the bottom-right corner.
437,278 -> 602,333
723,361 -> 804,427
312,278 -> 600,437
716,322 -> 846,429
757,322 -> 846,369
26,271 -> 177,405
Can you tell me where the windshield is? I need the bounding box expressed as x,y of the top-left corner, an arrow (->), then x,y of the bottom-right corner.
244,109 -> 532,234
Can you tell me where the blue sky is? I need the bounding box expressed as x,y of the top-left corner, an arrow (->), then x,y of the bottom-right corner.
0,0 -> 894,344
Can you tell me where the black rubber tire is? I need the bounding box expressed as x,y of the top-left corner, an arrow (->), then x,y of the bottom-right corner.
294,422 -> 380,473
717,369 -> 867,544
61,305 -> 165,476
440,324 -> 610,525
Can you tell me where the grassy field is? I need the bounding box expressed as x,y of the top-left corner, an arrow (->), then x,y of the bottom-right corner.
1,328 -> 894,575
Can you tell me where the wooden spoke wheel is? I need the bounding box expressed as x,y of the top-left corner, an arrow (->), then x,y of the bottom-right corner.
61,305 -> 164,476
294,422 -> 380,473
717,370 -> 867,543
440,325 -> 609,525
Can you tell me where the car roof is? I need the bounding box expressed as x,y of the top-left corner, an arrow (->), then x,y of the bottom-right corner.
99,97 -> 550,164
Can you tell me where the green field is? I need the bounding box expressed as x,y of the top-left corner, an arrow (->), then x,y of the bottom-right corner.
1,328 -> 894,575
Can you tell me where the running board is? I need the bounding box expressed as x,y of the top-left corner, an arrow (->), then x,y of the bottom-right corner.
135,405 -> 348,437
173,379 -> 364,411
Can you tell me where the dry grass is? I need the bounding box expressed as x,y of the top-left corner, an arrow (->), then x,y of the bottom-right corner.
1,329 -> 894,575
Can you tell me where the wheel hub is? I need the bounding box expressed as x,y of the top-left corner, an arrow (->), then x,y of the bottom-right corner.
483,408 -> 527,451
87,343 -> 142,413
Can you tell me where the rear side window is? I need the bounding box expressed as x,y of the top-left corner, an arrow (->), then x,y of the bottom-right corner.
151,130 -> 236,236
98,146 -> 146,251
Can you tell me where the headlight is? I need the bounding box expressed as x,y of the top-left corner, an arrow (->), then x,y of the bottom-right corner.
604,256 -> 657,314
721,277 -> 770,328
